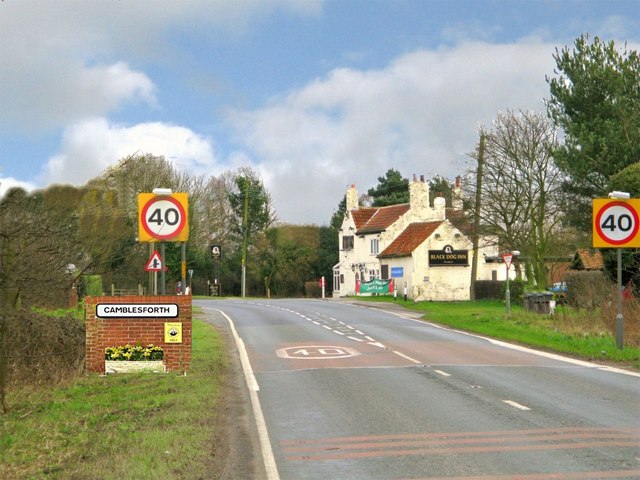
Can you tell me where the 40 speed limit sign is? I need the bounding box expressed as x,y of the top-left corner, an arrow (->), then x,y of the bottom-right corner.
593,198 -> 640,248
138,193 -> 189,242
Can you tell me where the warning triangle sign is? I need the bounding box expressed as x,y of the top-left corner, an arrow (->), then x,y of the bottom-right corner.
144,250 -> 163,272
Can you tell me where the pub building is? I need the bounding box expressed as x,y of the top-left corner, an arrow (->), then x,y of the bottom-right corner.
333,175 -> 514,301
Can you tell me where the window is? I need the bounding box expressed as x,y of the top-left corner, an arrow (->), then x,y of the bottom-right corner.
370,238 -> 379,254
342,235 -> 354,250
333,269 -> 341,292
369,269 -> 380,279
381,264 -> 389,279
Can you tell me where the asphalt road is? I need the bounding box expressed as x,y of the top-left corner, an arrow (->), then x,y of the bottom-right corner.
196,298 -> 640,480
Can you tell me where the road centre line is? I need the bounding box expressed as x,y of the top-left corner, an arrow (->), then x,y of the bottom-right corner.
392,350 -> 422,364
503,400 -> 531,411
273,303 -> 428,367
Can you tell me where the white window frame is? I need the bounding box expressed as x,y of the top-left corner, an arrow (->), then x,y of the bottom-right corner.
370,238 -> 379,255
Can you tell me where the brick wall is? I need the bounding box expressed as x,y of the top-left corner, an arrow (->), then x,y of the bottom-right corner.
85,295 -> 192,374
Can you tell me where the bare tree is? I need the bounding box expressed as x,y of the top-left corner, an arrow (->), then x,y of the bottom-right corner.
464,110 -> 565,288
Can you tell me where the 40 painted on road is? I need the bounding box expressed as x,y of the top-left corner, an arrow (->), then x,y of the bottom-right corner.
276,346 -> 360,359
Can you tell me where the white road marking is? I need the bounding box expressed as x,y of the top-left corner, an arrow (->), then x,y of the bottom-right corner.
503,400 -> 531,411
368,341 -> 386,348
434,369 -> 451,377
348,336 -> 364,342
334,330 -> 345,335
207,308 -> 280,480
392,350 -> 422,364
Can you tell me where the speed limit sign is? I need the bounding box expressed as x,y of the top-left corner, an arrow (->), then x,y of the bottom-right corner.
593,199 -> 640,248
138,193 -> 189,242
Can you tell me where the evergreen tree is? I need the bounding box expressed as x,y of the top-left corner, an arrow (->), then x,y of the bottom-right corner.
367,169 -> 409,206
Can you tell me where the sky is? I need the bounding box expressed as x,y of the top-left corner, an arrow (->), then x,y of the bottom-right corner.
1,0 -> 639,225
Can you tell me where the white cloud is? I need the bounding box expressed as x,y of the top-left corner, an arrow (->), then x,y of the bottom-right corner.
0,0 -> 322,132
40,118 -> 220,185
229,40 -> 555,224
0,176 -> 37,199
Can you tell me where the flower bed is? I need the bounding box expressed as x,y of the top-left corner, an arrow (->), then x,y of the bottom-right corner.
105,344 -> 163,361
104,344 -> 164,373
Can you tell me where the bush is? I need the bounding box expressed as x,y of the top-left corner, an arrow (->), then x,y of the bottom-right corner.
1,309 -> 85,386
81,275 -> 103,297
502,278 -> 526,304
565,270 -> 610,309
474,281 -> 503,300
305,281 -> 321,298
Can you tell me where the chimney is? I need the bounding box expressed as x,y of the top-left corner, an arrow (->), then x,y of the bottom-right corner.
346,184 -> 359,211
409,174 -> 429,218
453,176 -> 463,210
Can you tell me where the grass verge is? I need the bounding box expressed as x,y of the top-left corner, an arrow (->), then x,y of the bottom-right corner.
353,296 -> 640,369
1,317 -> 226,480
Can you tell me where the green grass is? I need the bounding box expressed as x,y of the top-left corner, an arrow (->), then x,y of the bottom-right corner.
31,305 -> 84,320
0,317 -> 226,480
352,296 -> 640,368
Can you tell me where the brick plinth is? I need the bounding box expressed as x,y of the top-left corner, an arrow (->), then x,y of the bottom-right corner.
85,295 -> 192,374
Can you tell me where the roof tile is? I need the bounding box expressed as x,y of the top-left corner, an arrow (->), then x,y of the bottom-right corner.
379,221 -> 443,257
352,204 -> 410,234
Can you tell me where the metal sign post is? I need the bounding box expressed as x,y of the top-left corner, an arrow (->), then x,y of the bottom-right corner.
501,252 -> 515,314
592,195 -> 638,349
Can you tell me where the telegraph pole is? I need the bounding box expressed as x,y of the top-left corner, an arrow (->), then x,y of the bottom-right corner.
241,180 -> 250,298
470,131 -> 485,300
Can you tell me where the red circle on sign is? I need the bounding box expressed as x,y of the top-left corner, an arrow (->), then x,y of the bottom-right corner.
141,196 -> 187,240
595,201 -> 639,246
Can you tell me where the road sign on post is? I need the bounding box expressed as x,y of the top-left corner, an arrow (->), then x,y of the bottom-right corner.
593,198 -> 640,248
593,197 -> 639,350
501,253 -> 513,270
138,193 -> 189,242
210,244 -> 222,260
144,250 -> 163,272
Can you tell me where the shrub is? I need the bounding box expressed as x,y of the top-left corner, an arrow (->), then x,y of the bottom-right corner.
305,281 -> 321,298
502,278 -> 526,303
474,281 -> 503,300
81,275 -> 103,297
105,344 -> 164,361
1,309 -> 85,385
565,270 -> 610,309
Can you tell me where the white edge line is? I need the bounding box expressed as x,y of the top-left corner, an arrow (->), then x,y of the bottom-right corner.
434,369 -> 451,377
207,308 -> 280,480
385,312 -> 640,379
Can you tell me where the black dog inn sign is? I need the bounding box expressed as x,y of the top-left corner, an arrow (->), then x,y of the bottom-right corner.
429,245 -> 469,266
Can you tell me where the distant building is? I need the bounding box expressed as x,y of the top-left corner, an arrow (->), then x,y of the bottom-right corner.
333,175 -> 512,301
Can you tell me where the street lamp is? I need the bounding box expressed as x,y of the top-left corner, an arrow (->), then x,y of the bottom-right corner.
608,190 -> 630,349
502,250 -> 520,314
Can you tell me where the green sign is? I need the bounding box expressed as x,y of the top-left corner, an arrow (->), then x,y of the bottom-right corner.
357,278 -> 394,294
